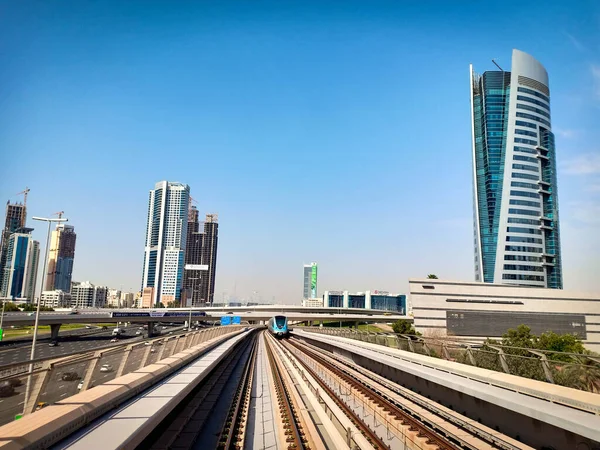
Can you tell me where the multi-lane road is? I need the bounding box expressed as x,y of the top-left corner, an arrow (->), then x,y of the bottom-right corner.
0,324 -> 184,426
0,324 -> 183,368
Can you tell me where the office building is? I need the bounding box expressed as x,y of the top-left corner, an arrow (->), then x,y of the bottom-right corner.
141,287 -> 154,308
303,262 -> 318,299
409,279 -> 600,352
141,181 -> 190,306
45,224 -> 77,292
198,213 -> 218,305
0,228 -> 39,302
40,290 -> 71,308
182,206 -> 203,305
322,290 -> 406,313
71,281 -> 108,308
0,201 -> 27,291
470,49 -> 562,289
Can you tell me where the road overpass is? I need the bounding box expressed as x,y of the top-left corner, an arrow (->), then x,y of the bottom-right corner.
0,307 -> 407,340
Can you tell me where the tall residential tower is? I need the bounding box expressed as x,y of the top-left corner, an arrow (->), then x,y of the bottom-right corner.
182,206 -> 203,305
141,181 -> 190,306
470,49 -> 562,289
45,224 -> 77,292
0,201 -> 27,290
198,214 -> 218,305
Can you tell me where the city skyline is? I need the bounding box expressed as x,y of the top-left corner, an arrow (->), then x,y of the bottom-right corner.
1,2 -> 599,303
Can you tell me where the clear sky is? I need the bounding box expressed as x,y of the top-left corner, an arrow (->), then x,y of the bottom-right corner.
1,1 -> 599,303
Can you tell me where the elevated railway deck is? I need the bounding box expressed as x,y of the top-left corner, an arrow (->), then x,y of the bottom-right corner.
0,328 -> 597,449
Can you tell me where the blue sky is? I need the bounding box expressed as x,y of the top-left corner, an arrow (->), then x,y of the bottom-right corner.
1,1 -> 599,303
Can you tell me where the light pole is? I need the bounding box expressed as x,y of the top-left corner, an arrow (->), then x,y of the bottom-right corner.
23,215 -> 67,415
188,277 -> 198,330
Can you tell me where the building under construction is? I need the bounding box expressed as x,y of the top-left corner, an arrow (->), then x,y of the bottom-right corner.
0,189 -> 29,297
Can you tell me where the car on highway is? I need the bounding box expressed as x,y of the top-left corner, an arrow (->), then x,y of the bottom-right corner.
110,338 -> 118,343
0,382 -> 15,398
49,341 -> 59,347
136,330 -> 143,336
35,402 -> 48,411
99,364 -> 113,373
77,381 -> 84,390
62,372 -> 79,381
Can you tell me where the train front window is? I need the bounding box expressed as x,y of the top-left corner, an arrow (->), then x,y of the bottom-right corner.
275,316 -> 286,327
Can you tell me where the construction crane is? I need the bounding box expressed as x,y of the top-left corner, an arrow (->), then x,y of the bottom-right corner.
52,211 -> 65,219
16,187 -> 30,207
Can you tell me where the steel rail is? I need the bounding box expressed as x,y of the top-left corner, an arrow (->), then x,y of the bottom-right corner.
285,338 -> 462,450
216,333 -> 258,449
264,334 -> 307,450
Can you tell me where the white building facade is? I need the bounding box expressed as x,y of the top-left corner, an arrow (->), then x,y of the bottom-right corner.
141,181 -> 190,306
40,290 -> 71,308
71,281 -> 108,308
409,279 -> 600,352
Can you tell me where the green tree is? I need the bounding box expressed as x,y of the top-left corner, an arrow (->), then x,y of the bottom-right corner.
392,319 -> 419,335
1,302 -> 20,312
426,274 -> 438,279
156,303 -> 165,308
21,303 -> 54,312
537,331 -> 586,361
166,301 -> 181,308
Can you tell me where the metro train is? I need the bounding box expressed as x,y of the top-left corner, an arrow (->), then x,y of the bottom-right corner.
267,315 -> 289,338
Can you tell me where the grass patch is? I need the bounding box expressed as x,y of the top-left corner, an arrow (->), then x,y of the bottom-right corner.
2,324 -> 88,340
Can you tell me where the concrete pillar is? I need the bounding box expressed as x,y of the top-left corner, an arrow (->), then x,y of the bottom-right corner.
147,322 -> 155,338
24,361 -> 52,414
81,350 -> 103,391
116,344 -> 135,377
50,324 -> 61,342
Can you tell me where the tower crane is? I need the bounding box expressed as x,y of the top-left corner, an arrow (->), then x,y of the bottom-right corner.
16,187 -> 30,206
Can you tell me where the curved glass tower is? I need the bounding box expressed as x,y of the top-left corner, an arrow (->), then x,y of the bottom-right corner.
470,49 -> 562,289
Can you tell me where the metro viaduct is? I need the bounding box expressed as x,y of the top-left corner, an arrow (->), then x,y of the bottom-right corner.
0,308 -> 407,341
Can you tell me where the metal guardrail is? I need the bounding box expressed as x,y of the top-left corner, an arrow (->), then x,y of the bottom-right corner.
299,327 -> 600,394
0,326 -> 244,426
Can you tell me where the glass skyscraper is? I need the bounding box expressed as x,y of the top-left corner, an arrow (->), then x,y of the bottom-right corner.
470,49 -> 562,289
141,181 -> 190,306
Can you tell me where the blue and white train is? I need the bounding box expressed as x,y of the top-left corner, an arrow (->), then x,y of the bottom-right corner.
267,315 -> 289,338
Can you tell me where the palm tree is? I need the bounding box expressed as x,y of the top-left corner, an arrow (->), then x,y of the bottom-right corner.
427,274 -> 438,279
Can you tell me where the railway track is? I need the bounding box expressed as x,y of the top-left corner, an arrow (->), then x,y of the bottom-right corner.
131,329 -> 530,450
282,336 -> 531,450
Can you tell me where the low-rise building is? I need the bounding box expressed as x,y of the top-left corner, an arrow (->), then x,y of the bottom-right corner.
106,289 -> 121,308
322,290 -> 406,313
409,279 -> 600,352
71,281 -> 108,308
40,290 -> 71,308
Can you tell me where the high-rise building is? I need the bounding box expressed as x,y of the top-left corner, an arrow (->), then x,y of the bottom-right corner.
183,206 -> 203,306
199,214 -> 218,305
470,49 -> 562,289
0,201 -> 27,290
45,224 -> 77,292
303,262 -> 318,299
141,181 -> 190,306
0,228 -> 40,301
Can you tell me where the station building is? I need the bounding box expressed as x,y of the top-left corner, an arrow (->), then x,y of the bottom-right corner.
322,290 -> 406,313
409,279 -> 600,352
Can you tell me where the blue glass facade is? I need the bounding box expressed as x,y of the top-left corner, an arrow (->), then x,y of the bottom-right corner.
371,295 -> 406,313
472,71 -> 511,283
327,294 -> 344,308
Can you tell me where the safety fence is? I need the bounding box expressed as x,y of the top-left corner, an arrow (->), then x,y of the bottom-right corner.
0,326 -> 243,427
298,327 -> 600,393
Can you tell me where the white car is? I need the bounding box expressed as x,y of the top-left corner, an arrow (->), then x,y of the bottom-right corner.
77,381 -> 84,390
100,364 -> 113,373
136,330 -> 143,336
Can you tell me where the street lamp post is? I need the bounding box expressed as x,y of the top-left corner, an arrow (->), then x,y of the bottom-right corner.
23,216 -> 67,415
188,277 -> 198,330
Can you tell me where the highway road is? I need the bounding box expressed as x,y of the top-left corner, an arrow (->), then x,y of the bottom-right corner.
0,324 -> 184,426
0,324 -> 184,368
